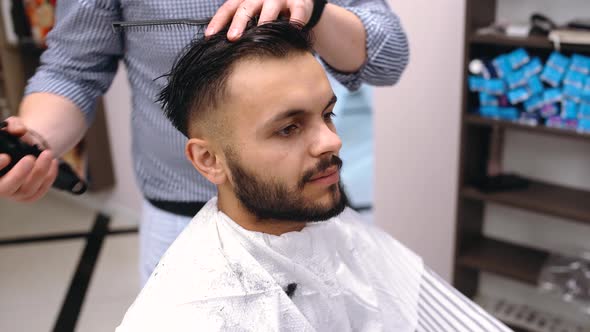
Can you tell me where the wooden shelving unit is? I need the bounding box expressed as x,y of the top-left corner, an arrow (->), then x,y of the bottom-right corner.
462,180 -> 590,225
464,114 -> 590,142
470,33 -> 590,53
457,238 -> 548,285
454,1 -> 590,330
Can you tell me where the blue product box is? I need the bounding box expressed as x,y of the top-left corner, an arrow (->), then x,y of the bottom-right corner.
524,94 -> 543,112
563,70 -> 586,89
506,69 -> 528,89
499,107 -> 520,120
484,79 -> 507,95
570,54 -> 590,74
561,99 -> 579,119
507,48 -> 530,70
580,103 -> 590,118
540,103 -> 560,118
479,106 -> 519,120
540,65 -> 565,87
493,55 -> 512,78
546,52 -> 570,72
508,87 -> 531,104
468,76 -> 486,92
543,88 -> 563,104
479,92 -> 498,106
527,76 -> 543,95
579,118 -> 590,132
479,106 -> 500,118
523,57 -> 543,77
563,85 -> 584,103
469,77 -> 507,95
582,76 -> 590,103
583,77 -> 590,103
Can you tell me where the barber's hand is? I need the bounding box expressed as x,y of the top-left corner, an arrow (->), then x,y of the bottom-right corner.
0,117 -> 58,202
206,0 -> 314,40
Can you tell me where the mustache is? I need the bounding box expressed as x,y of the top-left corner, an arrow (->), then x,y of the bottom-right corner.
300,155 -> 343,187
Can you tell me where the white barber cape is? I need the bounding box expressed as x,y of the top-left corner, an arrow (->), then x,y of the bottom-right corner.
117,198 -> 424,331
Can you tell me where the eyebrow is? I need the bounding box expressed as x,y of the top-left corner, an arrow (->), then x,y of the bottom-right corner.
266,94 -> 338,126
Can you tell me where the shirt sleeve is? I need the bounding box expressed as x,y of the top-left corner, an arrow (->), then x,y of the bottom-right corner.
416,267 -> 514,332
324,0 -> 409,91
25,0 -> 124,125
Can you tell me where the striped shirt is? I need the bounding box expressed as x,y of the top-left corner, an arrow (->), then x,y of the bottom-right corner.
25,0 -> 409,203
418,267 -> 513,331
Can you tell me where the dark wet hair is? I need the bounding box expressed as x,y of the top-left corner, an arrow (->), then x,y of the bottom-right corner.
157,19 -> 314,137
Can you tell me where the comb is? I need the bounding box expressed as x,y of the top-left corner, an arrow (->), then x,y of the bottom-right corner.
112,18 -> 212,33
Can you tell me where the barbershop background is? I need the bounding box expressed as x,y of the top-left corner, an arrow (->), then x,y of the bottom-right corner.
2,0 -> 590,331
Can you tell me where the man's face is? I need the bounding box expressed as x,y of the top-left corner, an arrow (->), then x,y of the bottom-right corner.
220,53 -> 347,221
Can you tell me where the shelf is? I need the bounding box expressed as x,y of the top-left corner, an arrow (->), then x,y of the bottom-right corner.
469,33 -> 590,53
457,238 -> 548,285
464,114 -> 590,142
475,295 -> 588,332
461,179 -> 590,225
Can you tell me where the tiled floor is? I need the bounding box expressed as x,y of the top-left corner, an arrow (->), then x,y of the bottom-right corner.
0,193 -> 95,239
76,235 -> 140,332
0,192 -> 140,332
1,240 -> 85,332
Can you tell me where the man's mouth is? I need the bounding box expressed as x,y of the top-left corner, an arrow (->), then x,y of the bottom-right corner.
310,166 -> 338,181
309,166 -> 340,185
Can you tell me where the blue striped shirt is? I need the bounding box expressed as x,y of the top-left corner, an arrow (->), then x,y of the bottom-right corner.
25,0 -> 409,202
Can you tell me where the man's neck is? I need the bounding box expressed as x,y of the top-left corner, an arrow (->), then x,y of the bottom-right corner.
216,191 -> 306,236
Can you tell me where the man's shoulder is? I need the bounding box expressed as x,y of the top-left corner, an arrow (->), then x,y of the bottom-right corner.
118,200 -> 291,330
116,288 -> 290,332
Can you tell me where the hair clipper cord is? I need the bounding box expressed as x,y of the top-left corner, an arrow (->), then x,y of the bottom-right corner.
0,130 -> 87,195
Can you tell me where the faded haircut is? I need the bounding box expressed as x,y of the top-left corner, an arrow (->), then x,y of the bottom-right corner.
157,19 -> 314,137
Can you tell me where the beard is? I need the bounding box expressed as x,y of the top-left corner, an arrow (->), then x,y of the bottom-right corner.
225,152 -> 349,222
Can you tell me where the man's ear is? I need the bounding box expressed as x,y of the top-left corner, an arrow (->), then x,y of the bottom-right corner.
185,138 -> 227,185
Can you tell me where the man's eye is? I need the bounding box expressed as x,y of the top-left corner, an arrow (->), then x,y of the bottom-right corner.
324,112 -> 336,121
278,124 -> 299,137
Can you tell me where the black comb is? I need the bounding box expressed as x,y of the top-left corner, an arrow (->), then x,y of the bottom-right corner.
112,18 -> 212,33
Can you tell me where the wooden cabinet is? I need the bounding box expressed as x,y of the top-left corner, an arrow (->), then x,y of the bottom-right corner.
455,0 -> 590,330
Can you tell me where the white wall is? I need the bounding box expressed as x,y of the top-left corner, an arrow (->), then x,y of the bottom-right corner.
374,0 -> 466,280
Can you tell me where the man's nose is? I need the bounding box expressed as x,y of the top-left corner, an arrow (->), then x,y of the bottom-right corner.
309,124 -> 342,157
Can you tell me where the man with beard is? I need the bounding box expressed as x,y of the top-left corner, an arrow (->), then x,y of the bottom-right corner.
117,21 -> 512,331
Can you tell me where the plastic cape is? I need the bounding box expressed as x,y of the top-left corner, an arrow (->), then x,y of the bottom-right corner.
117,198 -> 424,331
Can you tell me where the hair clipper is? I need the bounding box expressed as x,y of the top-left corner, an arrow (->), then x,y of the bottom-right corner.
0,130 -> 87,195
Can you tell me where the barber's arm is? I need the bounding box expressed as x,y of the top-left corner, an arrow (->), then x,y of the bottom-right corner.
206,0 -> 409,90
317,0 -> 409,90
0,0 -> 123,202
